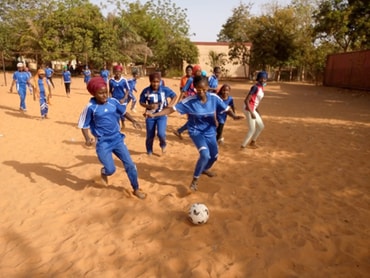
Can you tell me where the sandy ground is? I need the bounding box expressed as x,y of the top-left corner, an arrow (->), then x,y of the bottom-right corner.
0,72 -> 369,277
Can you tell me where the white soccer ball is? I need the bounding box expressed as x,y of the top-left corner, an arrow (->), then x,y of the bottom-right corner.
188,203 -> 209,225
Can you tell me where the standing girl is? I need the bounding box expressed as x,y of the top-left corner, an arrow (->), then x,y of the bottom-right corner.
9,62 -> 30,111
127,70 -> 139,112
139,72 -> 177,155
241,71 -> 267,149
32,69 -> 49,119
83,65 -> 92,85
216,84 -> 235,144
62,66 -> 72,97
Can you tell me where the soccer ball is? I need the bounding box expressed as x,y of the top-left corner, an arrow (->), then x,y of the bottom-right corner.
188,203 -> 209,225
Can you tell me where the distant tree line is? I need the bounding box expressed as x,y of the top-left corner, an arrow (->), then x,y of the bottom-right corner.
0,0 -> 368,80
218,0 -> 369,81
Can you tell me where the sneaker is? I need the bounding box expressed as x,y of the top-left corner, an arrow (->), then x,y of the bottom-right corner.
202,170 -> 216,177
190,179 -> 198,191
173,130 -> 183,140
133,189 -> 147,199
161,147 -> 166,154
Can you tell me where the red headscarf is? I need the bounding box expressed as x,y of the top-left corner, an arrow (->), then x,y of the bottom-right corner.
192,65 -> 201,76
87,77 -> 107,96
113,65 -> 123,72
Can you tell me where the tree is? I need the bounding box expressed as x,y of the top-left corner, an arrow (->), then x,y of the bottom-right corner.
249,8 -> 298,80
313,0 -> 370,52
217,3 -> 253,78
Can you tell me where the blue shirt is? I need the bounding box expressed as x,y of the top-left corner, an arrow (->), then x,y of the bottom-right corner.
208,75 -> 219,91
109,77 -> 130,101
37,78 -> 46,97
127,78 -> 137,93
174,92 -> 229,136
62,71 -> 71,83
139,85 -> 176,114
83,69 -> 91,83
45,67 -> 54,78
13,71 -> 29,86
78,97 -> 126,138
216,96 -> 234,124
100,69 -> 110,83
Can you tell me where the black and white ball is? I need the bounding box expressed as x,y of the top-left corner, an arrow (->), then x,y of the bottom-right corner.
188,203 -> 209,225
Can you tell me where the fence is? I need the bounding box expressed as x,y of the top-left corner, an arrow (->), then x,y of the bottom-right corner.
324,50 -> 370,91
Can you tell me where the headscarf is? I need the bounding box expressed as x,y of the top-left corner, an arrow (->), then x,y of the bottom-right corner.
201,70 -> 207,77
113,65 -> 123,72
192,65 -> 201,76
87,77 -> 107,96
149,72 -> 161,82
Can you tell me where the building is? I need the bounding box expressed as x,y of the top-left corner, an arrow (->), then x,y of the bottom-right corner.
193,42 -> 251,79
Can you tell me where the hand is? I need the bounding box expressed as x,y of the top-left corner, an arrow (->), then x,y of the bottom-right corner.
147,103 -> 159,110
132,121 -> 142,130
144,112 -> 155,118
233,115 -> 243,120
251,113 -> 256,119
85,137 -> 94,146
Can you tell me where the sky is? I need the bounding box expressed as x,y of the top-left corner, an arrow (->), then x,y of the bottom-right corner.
92,0 -> 292,42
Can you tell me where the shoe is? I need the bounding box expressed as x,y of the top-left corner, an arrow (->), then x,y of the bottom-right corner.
134,189 -> 147,199
173,130 -> 183,140
161,147 -> 166,154
248,141 -> 258,149
202,170 -> 216,177
190,179 -> 198,191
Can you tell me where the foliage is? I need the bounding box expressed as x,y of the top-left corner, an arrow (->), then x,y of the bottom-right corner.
217,3 -> 252,78
313,0 -> 370,52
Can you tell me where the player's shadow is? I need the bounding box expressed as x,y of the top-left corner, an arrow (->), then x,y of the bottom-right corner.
136,162 -> 191,198
4,111 -> 40,120
3,160 -> 123,193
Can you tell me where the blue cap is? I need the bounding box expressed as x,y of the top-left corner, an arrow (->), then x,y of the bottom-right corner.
256,71 -> 268,81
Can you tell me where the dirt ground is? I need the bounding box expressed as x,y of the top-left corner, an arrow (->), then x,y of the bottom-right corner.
0,72 -> 369,277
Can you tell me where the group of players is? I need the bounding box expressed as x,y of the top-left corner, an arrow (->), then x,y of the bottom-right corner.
9,62 -> 267,199
77,64 -> 267,199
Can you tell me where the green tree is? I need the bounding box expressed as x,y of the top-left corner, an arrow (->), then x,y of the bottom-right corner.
217,3 -> 253,78
249,8 -> 298,80
313,0 -> 369,52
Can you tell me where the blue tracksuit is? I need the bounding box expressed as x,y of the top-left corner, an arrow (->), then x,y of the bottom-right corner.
78,97 -> 139,190
13,71 -> 29,110
174,92 -> 229,178
140,85 -> 176,154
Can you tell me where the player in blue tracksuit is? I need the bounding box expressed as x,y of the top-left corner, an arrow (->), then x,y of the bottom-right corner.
216,84 -> 235,143
62,66 -> 72,97
208,66 -> 221,93
140,72 -> 177,155
9,62 -> 31,111
78,77 -> 146,199
45,65 -> 55,88
146,75 -> 242,191
109,65 -> 131,129
83,66 -> 91,84
127,70 -> 139,112
100,65 -> 110,84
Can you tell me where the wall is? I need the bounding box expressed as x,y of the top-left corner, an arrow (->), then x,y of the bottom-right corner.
193,42 -> 251,78
324,50 -> 370,91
